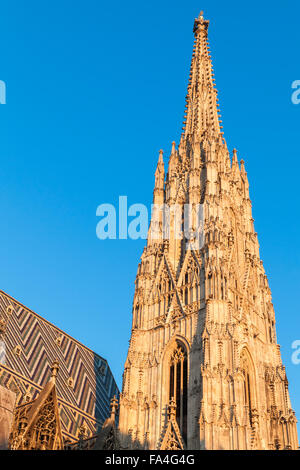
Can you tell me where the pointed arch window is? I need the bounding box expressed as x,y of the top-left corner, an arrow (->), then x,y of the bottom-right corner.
167,294 -> 171,309
184,287 -> 188,305
240,349 -> 254,427
208,272 -> 212,297
169,342 -> 187,443
269,320 -> 275,343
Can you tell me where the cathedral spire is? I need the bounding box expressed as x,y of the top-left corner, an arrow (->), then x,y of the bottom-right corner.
167,141 -> 178,180
153,149 -> 165,196
119,11 -> 299,451
182,11 -> 222,144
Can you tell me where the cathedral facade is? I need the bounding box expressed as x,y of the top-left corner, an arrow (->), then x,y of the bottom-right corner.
118,12 -> 299,450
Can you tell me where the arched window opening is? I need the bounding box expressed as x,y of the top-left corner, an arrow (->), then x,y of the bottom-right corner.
240,350 -> 254,427
169,342 -> 188,443
269,321 -> 275,343
269,325 -> 273,343
221,275 -> 224,300
208,273 -> 212,298
184,288 -> 188,305
134,306 -> 139,328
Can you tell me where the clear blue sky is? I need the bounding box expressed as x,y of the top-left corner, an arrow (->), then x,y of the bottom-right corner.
0,0 -> 299,426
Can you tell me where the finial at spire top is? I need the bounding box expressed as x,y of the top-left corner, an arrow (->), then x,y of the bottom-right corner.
240,159 -> 246,173
193,10 -> 209,34
50,359 -> 59,383
110,395 -> 119,421
158,149 -> 164,163
232,149 -> 239,166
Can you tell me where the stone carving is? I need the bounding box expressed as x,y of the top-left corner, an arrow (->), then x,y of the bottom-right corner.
8,361 -> 63,450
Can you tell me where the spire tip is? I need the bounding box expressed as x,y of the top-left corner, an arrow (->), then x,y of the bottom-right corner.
50,359 -> 59,382
158,149 -> 164,164
193,9 -> 209,34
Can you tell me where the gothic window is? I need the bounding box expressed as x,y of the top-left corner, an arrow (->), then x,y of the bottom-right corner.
167,294 -> 171,309
220,275 -> 223,299
169,342 -> 188,443
134,306 -> 139,328
240,349 -> 254,427
181,206 -> 185,236
208,272 -> 212,297
220,275 -> 227,300
184,288 -> 188,305
269,321 -> 275,343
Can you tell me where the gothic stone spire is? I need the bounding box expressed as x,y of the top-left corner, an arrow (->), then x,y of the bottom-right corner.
118,11 -> 298,451
182,11 -> 223,144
